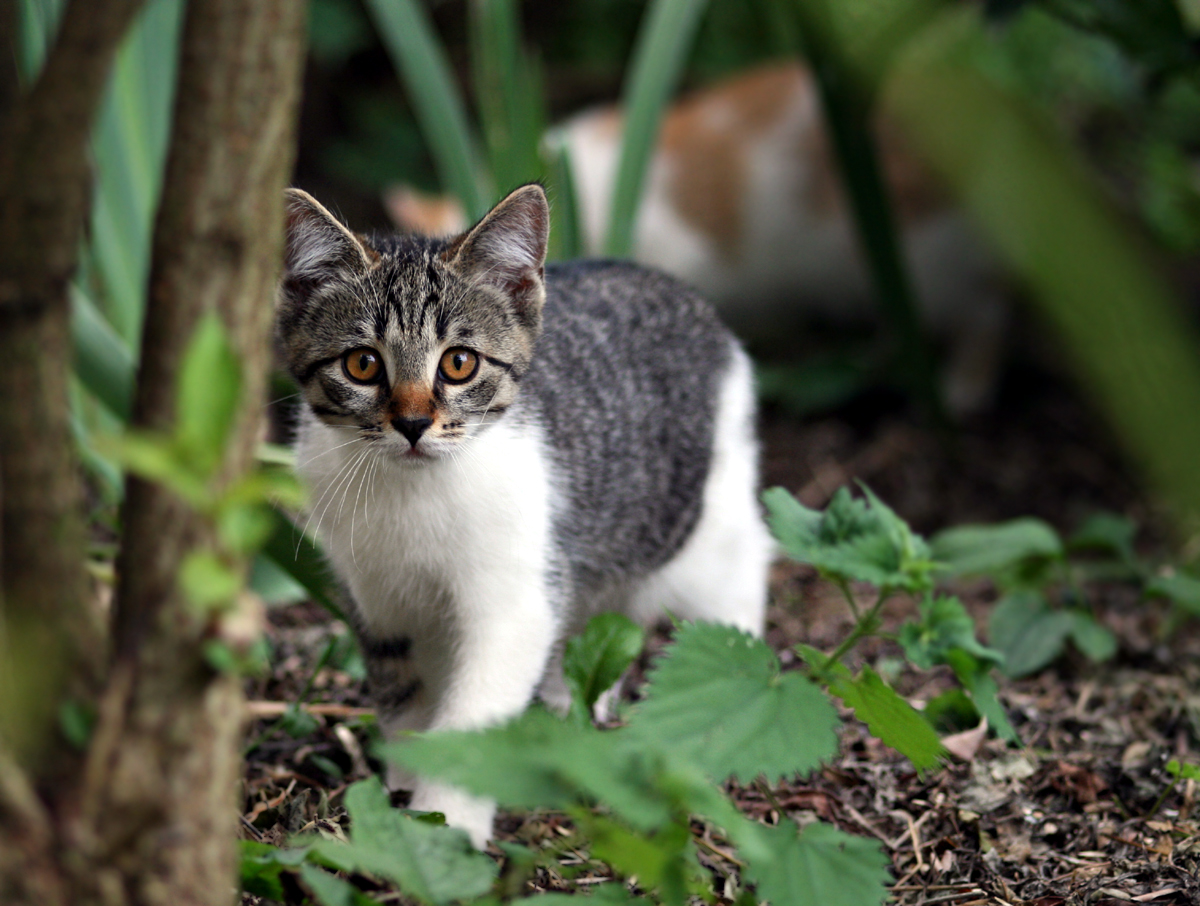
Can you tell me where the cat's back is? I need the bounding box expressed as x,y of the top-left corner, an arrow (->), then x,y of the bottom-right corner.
521,260 -> 744,586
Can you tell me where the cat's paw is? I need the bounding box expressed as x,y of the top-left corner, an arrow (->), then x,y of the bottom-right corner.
408,780 -> 496,850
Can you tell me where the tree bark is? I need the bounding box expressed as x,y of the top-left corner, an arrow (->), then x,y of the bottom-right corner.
84,2 -> 306,904
0,3 -> 147,903
0,0 -> 147,775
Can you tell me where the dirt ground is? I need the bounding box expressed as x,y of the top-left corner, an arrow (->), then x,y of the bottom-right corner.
241,367 -> 1200,905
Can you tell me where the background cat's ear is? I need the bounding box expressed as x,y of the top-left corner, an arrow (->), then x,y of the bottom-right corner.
282,188 -> 377,292
444,184 -> 549,312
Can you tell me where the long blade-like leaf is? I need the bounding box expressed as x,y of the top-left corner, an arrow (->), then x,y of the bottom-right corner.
468,0 -> 545,192
604,0 -> 709,257
364,0 -> 489,221
71,286 -> 135,421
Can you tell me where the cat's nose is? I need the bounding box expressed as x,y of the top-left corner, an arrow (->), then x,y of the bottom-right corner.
392,416 -> 433,447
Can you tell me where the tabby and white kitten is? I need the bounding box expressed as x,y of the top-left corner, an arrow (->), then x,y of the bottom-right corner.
277,184 -> 773,847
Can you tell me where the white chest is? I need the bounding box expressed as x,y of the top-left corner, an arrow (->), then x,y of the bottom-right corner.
294,419 -> 555,638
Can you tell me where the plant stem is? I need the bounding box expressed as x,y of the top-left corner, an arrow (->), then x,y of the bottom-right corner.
822,588 -> 890,674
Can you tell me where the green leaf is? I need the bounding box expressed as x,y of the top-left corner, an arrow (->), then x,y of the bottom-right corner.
898,594 -> 1004,671
309,777 -> 496,905
1167,759 -> 1200,781
174,312 -> 242,478
1146,571 -> 1200,615
923,689 -> 980,734
931,518 -> 1064,586
572,812 -> 696,903
217,502 -> 275,555
828,666 -> 944,771
179,549 -> 241,610
239,840 -> 308,899
1068,611 -> 1118,663
468,0 -> 547,193
563,613 -> 644,722
259,506 -> 344,619
99,429 -> 207,505
363,0 -> 488,220
747,820 -> 891,906
987,592 -> 1073,677
764,485 -> 935,592
1068,512 -> 1138,562
385,708 -> 675,831
605,0 -> 711,256
524,886 -> 648,906
627,622 -> 840,783
71,285 -> 134,420
280,703 -> 321,738
59,699 -> 95,750
947,651 -> 1019,744
300,863 -> 376,906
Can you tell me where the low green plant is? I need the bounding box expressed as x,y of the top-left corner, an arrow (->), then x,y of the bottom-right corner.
243,613 -> 891,906
932,511 -> 1200,678
765,483 -> 1016,743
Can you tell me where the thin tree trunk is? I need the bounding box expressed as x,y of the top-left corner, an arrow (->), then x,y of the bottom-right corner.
0,2 -> 147,903
82,2 -> 307,903
0,0 -> 146,775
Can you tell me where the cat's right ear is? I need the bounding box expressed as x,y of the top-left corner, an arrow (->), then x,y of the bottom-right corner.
281,188 -> 377,300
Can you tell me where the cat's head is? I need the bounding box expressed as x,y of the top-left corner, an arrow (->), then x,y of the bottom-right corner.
277,184 -> 549,462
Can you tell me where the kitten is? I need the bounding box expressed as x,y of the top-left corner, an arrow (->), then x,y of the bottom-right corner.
386,62 -> 1008,414
277,183 -> 773,847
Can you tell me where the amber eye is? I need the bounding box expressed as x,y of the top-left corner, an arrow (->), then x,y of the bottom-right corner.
343,347 -> 384,384
439,348 -> 479,384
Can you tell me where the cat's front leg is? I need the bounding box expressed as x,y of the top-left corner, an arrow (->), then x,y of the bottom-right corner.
405,569 -> 560,848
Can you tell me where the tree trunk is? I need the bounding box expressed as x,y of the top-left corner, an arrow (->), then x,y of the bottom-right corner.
0,0 -> 146,778
88,1 -> 306,904
0,4 -> 146,902
0,0 -> 306,902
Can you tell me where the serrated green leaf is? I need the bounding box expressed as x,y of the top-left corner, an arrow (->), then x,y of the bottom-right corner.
898,595 -> 1004,671
931,518 -> 1063,586
385,708 -> 676,831
627,622 -> 840,783
1068,611 -> 1118,663
829,667 -> 944,771
175,312 -> 242,478
764,485 -> 934,592
309,777 -> 496,905
987,592 -> 1073,678
747,820 -> 890,906
563,613 -> 644,721
1146,571 -> 1200,615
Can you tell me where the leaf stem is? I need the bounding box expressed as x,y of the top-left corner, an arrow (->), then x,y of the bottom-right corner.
822,587 -> 890,675
836,576 -> 862,621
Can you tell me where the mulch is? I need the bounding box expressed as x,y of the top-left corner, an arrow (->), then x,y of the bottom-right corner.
240,371 -> 1200,905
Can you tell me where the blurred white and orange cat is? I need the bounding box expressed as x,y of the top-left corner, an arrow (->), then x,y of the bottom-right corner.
386,62 -> 1009,414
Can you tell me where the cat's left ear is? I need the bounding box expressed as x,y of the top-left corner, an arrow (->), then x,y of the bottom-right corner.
444,184 -> 549,315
